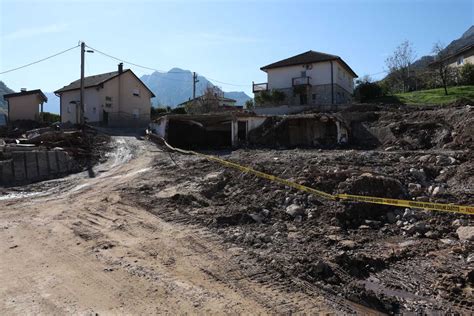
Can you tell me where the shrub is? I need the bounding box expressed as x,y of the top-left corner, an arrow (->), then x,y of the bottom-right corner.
460,63 -> 474,85
354,81 -> 383,102
41,112 -> 60,123
271,90 -> 286,103
245,99 -> 254,109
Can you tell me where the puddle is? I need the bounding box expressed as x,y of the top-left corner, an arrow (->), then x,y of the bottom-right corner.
0,191 -> 44,201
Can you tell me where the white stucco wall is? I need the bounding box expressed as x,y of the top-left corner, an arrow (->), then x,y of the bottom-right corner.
149,117 -> 168,138
60,90 -> 80,124
333,60 -> 354,93
267,62 -> 333,89
266,60 -> 355,93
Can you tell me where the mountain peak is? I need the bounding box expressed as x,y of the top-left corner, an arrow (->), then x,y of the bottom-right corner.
461,25 -> 474,39
139,69 -> 251,107
168,67 -> 189,73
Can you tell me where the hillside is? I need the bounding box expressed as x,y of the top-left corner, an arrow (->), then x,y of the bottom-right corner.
395,85 -> 474,105
411,25 -> 474,70
140,68 -> 251,107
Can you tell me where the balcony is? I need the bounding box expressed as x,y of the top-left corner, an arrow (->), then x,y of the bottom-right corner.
252,82 -> 268,93
292,76 -> 311,86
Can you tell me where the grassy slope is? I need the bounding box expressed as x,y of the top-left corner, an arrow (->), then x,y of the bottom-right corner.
394,85 -> 474,105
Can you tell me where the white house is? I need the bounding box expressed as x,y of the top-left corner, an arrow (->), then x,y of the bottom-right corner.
55,64 -> 155,127
253,50 -> 358,106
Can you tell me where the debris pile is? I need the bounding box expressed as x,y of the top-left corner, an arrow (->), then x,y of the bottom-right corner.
0,125 -> 110,185
124,102 -> 474,313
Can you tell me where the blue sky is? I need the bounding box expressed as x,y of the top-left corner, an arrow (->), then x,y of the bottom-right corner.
1,0 -> 473,109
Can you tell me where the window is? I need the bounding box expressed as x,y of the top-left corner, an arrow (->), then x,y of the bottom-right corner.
67,105 -> 71,113
105,103 -> 112,108
105,96 -> 112,101
93,107 -> 97,113
133,88 -> 140,97
457,56 -> 464,65
300,71 -> 307,78
312,93 -> 316,101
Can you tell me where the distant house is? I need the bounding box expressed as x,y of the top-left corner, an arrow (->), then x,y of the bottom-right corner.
3,89 -> 48,122
179,92 -> 241,114
54,63 -> 155,127
253,50 -> 358,107
430,44 -> 474,69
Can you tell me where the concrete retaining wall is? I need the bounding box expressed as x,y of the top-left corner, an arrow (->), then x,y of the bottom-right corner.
0,149 -> 75,186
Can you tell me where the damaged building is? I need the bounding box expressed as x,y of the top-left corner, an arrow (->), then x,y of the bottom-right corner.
149,112 -> 349,149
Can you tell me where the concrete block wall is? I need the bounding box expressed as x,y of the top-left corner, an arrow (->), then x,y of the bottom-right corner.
0,149 -> 75,186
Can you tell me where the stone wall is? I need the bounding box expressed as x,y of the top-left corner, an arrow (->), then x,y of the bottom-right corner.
0,149 -> 75,186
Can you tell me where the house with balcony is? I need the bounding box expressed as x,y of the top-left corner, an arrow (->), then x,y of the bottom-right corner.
253,50 -> 358,108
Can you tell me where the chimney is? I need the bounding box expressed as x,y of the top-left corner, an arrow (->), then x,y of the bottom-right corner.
20,88 -> 27,92
118,63 -> 123,74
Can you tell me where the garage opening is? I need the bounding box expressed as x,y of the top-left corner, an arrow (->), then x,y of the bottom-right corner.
247,116 -> 341,148
167,119 -> 232,149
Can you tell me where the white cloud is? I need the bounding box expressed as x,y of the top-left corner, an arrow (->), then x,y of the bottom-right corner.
4,23 -> 68,40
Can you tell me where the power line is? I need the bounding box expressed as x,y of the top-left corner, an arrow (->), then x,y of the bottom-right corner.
86,44 -> 249,87
86,44 -> 178,74
0,45 -> 80,75
205,76 -> 250,87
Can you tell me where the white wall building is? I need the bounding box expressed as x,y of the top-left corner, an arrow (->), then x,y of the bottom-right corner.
55,64 -> 155,127
253,50 -> 358,106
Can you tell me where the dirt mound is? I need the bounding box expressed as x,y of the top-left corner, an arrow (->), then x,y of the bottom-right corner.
349,105 -> 474,150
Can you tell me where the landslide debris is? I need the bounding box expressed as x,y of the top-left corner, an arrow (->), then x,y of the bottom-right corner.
123,102 -> 474,313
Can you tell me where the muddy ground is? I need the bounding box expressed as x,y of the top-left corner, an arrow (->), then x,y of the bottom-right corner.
0,104 -> 473,314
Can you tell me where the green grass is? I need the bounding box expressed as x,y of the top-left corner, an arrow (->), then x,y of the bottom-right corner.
394,85 -> 474,105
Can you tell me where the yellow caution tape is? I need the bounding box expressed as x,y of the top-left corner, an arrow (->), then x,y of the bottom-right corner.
158,138 -> 473,216
335,194 -> 474,215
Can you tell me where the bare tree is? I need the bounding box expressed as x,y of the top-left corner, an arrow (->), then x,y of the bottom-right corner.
385,41 -> 416,92
186,85 -> 222,114
432,42 -> 451,95
201,85 -> 221,111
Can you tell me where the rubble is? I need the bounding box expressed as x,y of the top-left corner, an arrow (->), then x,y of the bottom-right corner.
0,126 -> 110,185
456,226 -> 474,241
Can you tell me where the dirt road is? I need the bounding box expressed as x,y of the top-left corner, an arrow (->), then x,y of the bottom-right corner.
0,136 -> 336,314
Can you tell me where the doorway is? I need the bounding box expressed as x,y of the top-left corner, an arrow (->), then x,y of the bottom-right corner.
238,121 -> 247,142
102,110 -> 109,126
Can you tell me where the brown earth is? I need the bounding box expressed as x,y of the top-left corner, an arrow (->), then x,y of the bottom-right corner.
1,103 -> 473,314
0,137 -> 339,314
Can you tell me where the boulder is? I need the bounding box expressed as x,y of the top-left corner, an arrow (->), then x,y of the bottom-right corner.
452,219 -> 468,227
408,183 -> 423,195
456,226 -> 474,241
285,204 -> 305,217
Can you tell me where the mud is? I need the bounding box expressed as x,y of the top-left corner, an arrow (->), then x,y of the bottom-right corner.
1,103 -> 473,314
118,103 -> 474,313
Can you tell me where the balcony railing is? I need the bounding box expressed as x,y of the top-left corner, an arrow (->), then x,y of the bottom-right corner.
292,76 -> 311,86
252,82 -> 268,93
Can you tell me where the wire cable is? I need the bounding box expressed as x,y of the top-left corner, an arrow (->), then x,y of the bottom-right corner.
0,44 -> 80,75
87,44 -> 249,86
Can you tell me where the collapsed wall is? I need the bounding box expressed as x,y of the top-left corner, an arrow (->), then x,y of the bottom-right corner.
248,114 -> 348,147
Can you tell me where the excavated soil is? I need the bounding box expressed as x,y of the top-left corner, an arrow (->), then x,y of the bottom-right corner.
122,103 -> 474,313
1,103 -> 473,314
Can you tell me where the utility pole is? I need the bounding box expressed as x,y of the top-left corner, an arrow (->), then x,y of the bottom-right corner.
192,72 -> 199,99
80,41 -> 85,125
